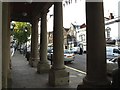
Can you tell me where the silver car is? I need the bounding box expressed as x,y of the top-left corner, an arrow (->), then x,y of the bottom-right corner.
47,49 -> 75,63
106,46 -> 120,59
64,49 -> 75,63
107,57 -> 118,74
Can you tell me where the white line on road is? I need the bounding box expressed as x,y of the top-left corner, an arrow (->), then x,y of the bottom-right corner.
49,61 -> 86,75
65,65 -> 86,75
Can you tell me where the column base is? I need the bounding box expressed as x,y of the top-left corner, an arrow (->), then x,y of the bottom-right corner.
77,77 -> 111,89
37,61 -> 50,73
29,58 -> 39,67
7,68 -> 12,88
7,77 -> 12,88
28,57 -> 33,66
49,68 -> 69,86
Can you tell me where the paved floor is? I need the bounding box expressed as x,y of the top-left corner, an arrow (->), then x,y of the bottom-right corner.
11,51 -> 86,88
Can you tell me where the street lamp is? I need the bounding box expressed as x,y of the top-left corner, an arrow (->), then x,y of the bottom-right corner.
24,27 -> 28,55
10,22 -> 15,32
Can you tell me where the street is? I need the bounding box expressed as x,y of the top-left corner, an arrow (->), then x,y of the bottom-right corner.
66,54 -> 86,72
66,53 -> 112,81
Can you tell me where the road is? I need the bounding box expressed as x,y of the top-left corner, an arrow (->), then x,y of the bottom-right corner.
66,54 -> 86,72
66,53 -> 112,81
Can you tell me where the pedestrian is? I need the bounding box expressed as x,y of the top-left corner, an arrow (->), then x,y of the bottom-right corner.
111,56 -> 120,88
79,47 -> 83,55
10,44 -> 13,69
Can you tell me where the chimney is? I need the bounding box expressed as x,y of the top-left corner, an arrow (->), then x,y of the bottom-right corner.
80,23 -> 86,28
109,13 -> 114,19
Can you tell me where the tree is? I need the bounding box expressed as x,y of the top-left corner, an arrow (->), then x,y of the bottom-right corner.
12,21 -> 31,46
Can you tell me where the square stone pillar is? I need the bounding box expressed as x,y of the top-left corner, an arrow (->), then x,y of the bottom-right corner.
48,2 -> 69,86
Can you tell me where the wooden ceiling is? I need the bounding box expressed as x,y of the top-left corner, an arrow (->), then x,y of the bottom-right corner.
10,2 -> 53,22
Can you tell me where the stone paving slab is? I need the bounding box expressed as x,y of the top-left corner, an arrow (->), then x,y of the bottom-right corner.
11,51 -> 85,88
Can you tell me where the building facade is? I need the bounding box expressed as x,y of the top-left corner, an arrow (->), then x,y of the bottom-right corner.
76,16 -> 120,52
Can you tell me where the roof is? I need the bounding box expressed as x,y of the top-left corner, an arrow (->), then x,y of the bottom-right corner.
72,17 -> 120,30
105,16 -> 120,25
10,2 -> 53,22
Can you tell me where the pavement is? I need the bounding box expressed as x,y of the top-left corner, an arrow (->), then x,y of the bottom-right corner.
11,51 -> 86,89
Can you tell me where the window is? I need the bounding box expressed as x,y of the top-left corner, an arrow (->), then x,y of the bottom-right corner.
113,49 -> 119,54
79,34 -> 85,42
106,49 -> 111,53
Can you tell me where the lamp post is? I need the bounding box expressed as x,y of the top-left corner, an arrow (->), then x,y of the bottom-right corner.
10,22 -> 15,29
24,27 -> 28,55
10,22 -> 15,34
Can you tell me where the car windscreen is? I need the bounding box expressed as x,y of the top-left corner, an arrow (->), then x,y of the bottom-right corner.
64,50 -> 74,54
113,49 -> 120,54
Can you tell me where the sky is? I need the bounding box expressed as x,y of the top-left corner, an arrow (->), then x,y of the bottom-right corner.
47,0 -> 120,31
104,0 -> 120,17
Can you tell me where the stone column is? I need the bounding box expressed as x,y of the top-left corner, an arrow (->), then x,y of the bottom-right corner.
29,17 -> 39,67
49,2 -> 69,86
118,2 -> 120,47
0,2 -> 2,89
77,1 -> 111,88
2,2 -> 11,88
37,11 -> 50,73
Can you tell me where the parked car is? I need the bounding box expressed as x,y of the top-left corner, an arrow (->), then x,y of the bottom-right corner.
106,46 -> 120,59
70,47 -> 83,55
47,49 -> 75,63
64,49 -> 75,63
47,49 -> 53,60
107,57 -> 118,74
70,47 -> 80,54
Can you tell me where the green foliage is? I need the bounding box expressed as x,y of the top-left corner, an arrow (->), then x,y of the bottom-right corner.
12,21 -> 31,44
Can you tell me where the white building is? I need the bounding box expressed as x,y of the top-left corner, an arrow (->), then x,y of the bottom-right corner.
76,16 -> 120,52
105,17 -> 120,40
76,27 -> 86,52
